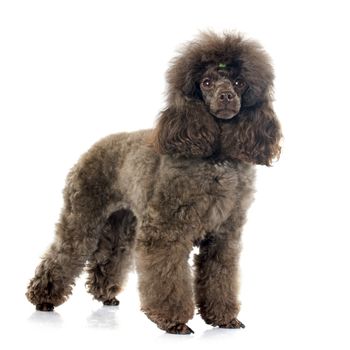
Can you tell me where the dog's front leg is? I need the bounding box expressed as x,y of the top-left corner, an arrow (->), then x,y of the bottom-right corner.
135,220 -> 195,334
194,226 -> 245,329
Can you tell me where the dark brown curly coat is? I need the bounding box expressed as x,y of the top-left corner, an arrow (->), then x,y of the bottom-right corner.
26,31 -> 282,334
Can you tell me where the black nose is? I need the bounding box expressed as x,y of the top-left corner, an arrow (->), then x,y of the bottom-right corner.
219,91 -> 234,102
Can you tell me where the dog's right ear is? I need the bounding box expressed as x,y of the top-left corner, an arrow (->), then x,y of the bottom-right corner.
152,101 -> 219,158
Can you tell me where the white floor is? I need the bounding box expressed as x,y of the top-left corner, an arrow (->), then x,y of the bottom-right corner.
3,254 -> 349,350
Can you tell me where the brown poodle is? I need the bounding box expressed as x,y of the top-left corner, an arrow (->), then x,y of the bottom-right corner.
26,31 -> 282,334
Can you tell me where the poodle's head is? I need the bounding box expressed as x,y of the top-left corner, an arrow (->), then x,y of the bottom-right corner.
153,32 -> 282,165
198,65 -> 247,120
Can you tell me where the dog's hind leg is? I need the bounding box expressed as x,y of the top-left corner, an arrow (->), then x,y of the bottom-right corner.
26,146 -> 116,311
86,209 -> 137,305
26,209 -> 104,311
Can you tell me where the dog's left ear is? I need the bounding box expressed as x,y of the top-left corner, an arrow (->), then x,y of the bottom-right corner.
153,100 -> 219,158
220,101 -> 282,166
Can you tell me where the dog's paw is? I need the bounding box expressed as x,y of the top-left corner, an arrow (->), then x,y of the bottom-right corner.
166,323 -> 194,335
103,298 -> 120,306
219,318 -> 245,329
36,303 -> 54,312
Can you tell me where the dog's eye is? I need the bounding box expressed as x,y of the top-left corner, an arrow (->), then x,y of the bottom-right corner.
202,78 -> 212,88
234,78 -> 246,89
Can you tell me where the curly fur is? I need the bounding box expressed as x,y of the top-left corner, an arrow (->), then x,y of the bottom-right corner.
26,31 -> 282,334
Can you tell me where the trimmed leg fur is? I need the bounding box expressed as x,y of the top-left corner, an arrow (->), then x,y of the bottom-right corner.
136,237 -> 195,333
86,209 -> 137,304
26,146 -> 120,310
26,213 -> 100,309
194,231 -> 243,327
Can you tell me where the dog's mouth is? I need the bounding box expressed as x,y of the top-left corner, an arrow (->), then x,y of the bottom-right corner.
212,108 -> 239,120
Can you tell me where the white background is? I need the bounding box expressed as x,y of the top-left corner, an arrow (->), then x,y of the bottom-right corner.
1,0 -> 349,349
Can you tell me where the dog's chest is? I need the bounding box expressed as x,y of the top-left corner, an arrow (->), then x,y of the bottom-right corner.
180,160 -> 255,232
199,161 -> 242,230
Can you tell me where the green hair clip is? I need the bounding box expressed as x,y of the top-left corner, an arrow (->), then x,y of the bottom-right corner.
218,63 -> 227,69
